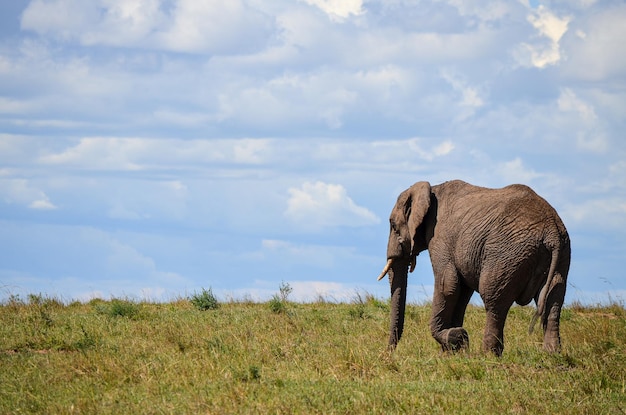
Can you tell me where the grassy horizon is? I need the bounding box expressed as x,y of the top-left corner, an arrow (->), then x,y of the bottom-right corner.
1,289 -> 625,414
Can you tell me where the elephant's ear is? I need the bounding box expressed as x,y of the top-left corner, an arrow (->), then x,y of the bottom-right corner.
406,181 -> 432,253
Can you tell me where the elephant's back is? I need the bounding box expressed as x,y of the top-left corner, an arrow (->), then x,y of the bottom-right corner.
438,182 -> 569,255
433,179 -> 569,248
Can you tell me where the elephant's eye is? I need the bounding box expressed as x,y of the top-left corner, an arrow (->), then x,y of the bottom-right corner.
390,220 -> 398,232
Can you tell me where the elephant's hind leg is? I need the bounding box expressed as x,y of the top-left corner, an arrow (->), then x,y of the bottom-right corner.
482,305 -> 511,357
542,271 -> 566,353
479,269 -> 517,356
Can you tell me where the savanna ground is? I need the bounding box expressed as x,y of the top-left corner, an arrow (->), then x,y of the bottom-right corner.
1,287 -> 625,414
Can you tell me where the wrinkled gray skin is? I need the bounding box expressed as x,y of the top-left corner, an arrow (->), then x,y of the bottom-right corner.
379,180 -> 570,356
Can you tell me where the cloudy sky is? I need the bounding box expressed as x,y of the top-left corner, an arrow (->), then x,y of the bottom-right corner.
1,0 -> 624,304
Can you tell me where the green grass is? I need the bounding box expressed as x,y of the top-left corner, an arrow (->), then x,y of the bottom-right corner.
1,293 -> 625,414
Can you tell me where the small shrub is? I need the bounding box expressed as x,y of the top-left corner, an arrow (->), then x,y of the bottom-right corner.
95,299 -> 140,319
268,282 -> 292,314
269,294 -> 287,314
28,293 -> 45,305
4,294 -> 24,307
110,300 -> 140,318
278,281 -> 292,302
190,288 -> 220,311
27,293 -> 64,308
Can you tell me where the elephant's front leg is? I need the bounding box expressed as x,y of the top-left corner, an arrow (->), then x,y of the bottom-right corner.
429,269 -> 470,352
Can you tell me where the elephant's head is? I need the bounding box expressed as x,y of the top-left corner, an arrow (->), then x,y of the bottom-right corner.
377,181 -> 433,349
377,181 -> 433,280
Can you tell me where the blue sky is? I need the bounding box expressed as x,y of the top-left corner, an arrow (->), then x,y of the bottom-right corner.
0,0 -> 624,304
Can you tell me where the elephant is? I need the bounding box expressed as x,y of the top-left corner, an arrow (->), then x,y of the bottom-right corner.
376,180 -> 570,356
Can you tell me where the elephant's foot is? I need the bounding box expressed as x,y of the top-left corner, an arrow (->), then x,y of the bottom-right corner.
440,327 -> 469,352
543,335 -> 561,353
482,335 -> 504,357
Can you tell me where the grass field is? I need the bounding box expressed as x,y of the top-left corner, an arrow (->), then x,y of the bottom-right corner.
1,290 -> 625,414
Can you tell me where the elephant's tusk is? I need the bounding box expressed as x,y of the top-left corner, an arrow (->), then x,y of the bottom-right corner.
409,257 -> 416,273
377,259 -> 394,281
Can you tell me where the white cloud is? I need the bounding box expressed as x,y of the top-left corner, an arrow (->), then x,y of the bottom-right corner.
0,178 -> 57,210
82,0 -> 165,47
260,239 -> 349,269
21,0 -> 273,54
440,69 -> 485,120
275,8 -> 329,51
310,138 -> 455,172
34,136 -> 457,178
38,137 -> 276,170
529,6 -> 570,44
159,0 -> 272,54
557,88 -> 596,122
303,0 -> 363,21
29,197 -> 57,210
20,0 -> 100,39
371,138 -> 455,163
517,6 -> 570,68
557,89 -> 608,153
560,3 -> 626,81
82,227 -> 187,285
0,97 -> 32,114
152,110 -> 211,128
285,181 -> 379,228
102,178 -> 188,221
215,70 -> 363,129
108,204 -> 146,220
564,198 -> 626,230
433,141 -> 455,157
288,280 -> 356,302
233,139 -> 272,164
609,161 -> 626,177
497,158 -> 542,184
40,137 -> 143,170
448,0 -> 514,22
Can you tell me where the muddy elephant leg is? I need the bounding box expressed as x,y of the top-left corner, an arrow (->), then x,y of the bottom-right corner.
482,304 -> 511,356
542,272 -> 566,353
429,270 -> 469,352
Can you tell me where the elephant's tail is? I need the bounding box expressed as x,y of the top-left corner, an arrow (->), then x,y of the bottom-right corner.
529,247 -> 560,334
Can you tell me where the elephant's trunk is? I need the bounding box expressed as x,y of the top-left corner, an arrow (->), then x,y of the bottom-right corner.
388,261 -> 409,350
